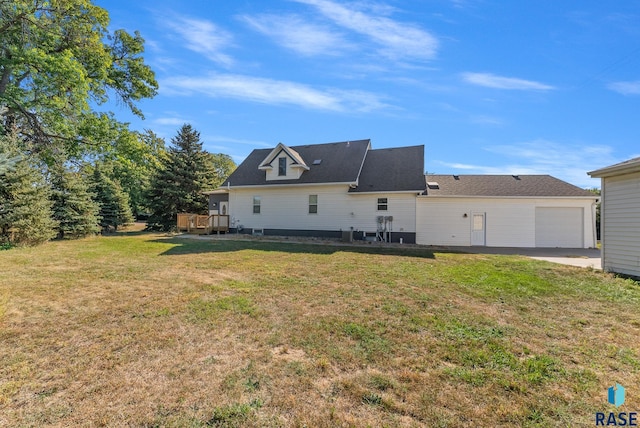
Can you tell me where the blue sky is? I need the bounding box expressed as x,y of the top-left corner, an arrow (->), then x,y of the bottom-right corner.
96,0 -> 640,188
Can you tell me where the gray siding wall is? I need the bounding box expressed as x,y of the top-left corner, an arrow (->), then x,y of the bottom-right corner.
601,171 -> 640,277
208,194 -> 229,212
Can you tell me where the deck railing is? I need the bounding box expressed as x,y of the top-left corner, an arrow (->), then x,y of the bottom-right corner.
176,213 -> 230,233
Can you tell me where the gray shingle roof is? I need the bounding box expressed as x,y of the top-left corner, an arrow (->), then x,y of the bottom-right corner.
349,145 -> 425,193
423,175 -> 595,197
588,157 -> 640,177
222,140 -> 370,186
222,140 -> 427,193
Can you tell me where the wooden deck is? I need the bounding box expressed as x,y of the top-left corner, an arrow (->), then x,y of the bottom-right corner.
176,213 -> 230,234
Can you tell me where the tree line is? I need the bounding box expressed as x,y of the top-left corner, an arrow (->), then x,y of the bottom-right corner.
0,1 -> 235,247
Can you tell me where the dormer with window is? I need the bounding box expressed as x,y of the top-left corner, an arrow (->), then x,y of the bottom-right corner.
258,142 -> 310,181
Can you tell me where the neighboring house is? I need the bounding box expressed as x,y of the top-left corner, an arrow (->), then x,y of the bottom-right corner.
205,139 -> 598,248
588,157 -> 640,277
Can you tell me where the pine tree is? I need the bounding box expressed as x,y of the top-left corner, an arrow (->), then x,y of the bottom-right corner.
90,166 -> 134,232
50,165 -> 101,239
146,124 -> 212,230
0,137 -> 57,245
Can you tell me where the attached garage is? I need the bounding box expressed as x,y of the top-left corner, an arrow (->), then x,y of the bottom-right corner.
416,175 -> 597,248
535,207 -> 584,247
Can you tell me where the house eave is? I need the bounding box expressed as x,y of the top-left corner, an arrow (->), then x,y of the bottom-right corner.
349,189 -> 426,195
588,160 -> 640,178
202,189 -> 230,195
418,195 -> 599,200
224,181 -> 357,189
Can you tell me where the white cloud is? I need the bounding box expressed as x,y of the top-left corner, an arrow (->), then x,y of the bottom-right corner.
153,117 -> 191,126
436,140 -> 617,188
607,80 -> 640,95
461,72 -> 555,91
293,0 -> 438,61
161,73 -> 389,112
206,135 -> 272,148
240,14 -> 350,56
165,16 -> 234,66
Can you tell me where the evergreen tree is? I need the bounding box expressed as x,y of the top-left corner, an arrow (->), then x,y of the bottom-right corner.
0,136 -> 57,245
50,165 -> 101,239
146,124 -> 212,230
90,166 -> 134,232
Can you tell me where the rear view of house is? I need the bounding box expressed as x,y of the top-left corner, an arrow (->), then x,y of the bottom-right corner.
589,158 -> 640,278
205,139 -> 598,249
207,140 -> 425,243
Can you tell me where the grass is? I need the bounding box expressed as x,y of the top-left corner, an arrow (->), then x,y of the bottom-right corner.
1,231 -> 639,426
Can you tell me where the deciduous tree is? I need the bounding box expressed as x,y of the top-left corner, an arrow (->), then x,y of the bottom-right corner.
0,0 -> 158,157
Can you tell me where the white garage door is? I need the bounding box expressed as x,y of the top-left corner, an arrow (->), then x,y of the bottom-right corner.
535,207 -> 583,247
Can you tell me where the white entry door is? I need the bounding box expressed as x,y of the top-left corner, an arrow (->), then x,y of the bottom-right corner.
471,213 -> 486,246
220,201 -> 229,215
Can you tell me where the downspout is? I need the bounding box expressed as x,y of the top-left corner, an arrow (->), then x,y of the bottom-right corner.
591,199 -> 597,250
599,180 -> 605,270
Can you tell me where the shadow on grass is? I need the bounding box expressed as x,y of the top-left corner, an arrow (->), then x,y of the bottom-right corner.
151,236 -> 436,259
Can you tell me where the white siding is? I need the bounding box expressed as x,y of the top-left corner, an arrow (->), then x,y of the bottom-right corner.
264,155 -> 304,181
535,207 -> 584,247
228,185 -> 416,235
416,197 -> 596,248
601,171 -> 640,277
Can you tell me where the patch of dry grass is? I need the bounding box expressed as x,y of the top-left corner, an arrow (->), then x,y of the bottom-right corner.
1,232 -> 639,426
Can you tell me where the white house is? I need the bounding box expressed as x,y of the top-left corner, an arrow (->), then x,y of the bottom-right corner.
589,157 -> 640,277
207,139 -> 598,248
417,175 -> 597,248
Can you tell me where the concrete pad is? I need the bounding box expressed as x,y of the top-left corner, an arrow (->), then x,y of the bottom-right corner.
444,246 -> 602,270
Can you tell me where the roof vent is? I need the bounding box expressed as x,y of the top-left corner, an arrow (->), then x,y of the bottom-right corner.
313,159 -> 322,165
453,175 -> 460,180
512,175 -> 521,180
427,181 -> 439,189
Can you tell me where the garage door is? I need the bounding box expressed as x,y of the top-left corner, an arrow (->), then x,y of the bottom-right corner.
535,207 -> 583,247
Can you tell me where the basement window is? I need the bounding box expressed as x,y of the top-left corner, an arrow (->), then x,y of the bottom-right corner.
377,198 -> 388,211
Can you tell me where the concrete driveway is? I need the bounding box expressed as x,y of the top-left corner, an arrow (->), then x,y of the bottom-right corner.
445,246 -> 602,270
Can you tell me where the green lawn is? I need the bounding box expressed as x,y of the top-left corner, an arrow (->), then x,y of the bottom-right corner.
1,232 -> 639,427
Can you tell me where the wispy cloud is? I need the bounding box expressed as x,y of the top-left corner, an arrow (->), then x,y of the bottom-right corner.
153,117 -> 192,126
239,14 -> 349,56
161,73 -> 389,112
165,16 -> 234,66
293,0 -> 438,61
206,135 -> 272,148
461,72 -> 555,91
437,140 -> 616,187
607,80 -> 640,95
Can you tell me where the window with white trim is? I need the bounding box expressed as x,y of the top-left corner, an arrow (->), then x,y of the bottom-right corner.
309,194 -> 318,214
278,157 -> 287,176
377,197 -> 388,211
253,196 -> 261,214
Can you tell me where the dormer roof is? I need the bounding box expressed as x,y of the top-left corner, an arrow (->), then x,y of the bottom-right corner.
258,142 -> 309,171
222,139 -> 371,187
